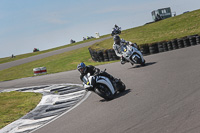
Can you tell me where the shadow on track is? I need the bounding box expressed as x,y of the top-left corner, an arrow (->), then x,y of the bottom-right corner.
129,62 -> 157,69
99,89 -> 131,102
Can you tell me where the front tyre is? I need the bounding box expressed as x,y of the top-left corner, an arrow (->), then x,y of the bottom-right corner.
116,79 -> 126,92
95,84 -> 114,100
141,59 -> 146,66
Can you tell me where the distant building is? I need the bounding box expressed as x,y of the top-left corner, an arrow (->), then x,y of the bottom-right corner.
151,7 -> 172,21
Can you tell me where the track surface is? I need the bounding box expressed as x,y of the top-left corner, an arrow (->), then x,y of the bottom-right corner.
1,45 -> 200,133
0,36 -> 111,71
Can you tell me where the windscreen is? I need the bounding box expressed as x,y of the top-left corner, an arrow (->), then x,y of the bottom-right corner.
82,75 -> 88,84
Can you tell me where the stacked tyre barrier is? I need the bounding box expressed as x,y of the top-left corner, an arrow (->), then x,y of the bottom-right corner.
88,48 -> 120,62
149,43 -> 159,54
139,44 -> 149,56
139,34 -> 200,56
158,42 -> 164,53
88,34 -> 200,62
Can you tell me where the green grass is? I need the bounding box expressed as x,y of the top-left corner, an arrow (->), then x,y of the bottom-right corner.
0,35 -> 109,65
90,9 -> 200,50
0,46 -> 115,81
0,91 -> 42,129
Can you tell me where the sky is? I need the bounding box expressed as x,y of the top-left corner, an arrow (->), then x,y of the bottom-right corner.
0,0 -> 200,58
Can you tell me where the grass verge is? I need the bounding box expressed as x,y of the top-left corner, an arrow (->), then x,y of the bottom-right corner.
0,91 -> 42,129
90,9 -> 200,50
0,46 -> 116,81
0,35 -> 109,65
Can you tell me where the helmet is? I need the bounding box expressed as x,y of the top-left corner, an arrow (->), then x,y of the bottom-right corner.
77,62 -> 86,73
113,35 -> 120,45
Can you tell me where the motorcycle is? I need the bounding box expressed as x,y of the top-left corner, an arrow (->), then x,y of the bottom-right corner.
121,44 -> 145,66
111,27 -> 121,36
70,39 -> 76,44
82,69 -> 126,100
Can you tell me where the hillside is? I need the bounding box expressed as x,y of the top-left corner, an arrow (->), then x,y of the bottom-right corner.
0,35 -> 109,65
90,9 -> 200,50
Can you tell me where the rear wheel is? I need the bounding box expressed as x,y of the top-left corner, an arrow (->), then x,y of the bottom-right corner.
95,84 -> 114,100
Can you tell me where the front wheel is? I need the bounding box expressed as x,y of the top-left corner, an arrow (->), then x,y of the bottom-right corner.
134,56 -> 145,66
95,84 -> 114,100
116,79 -> 126,92
141,59 -> 146,66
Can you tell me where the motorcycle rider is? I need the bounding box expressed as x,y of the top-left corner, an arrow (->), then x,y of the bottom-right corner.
77,62 -> 115,82
113,35 -> 138,64
114,24 -> 119,30
113,24 -> 121,32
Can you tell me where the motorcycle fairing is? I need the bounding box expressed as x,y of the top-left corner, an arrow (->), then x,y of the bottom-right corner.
96,76 -> 115,94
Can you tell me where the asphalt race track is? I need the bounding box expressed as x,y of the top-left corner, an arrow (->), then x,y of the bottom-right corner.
1,44 -> 200,133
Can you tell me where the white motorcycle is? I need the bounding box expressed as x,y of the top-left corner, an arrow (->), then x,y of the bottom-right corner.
82,70 -> 126,100
121,44 -> 145,66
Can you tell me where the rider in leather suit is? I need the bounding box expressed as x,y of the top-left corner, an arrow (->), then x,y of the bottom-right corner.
77,62 -> 115,82
113,35 -> 138,64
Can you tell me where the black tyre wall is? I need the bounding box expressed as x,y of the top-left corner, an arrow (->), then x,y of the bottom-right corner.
88,48 -> 98,61
149,43 -> 158,54
183,37 -> 191,47
172,39 -> 179,49
107,49 -> 114,61
94,50 -> 100,62
189,35 -> 197,46
196,36 -> 200,44
103,50 -> 109,61
162,41 -> 168,51
97,50 -> 104,62
177,39 -> 184,48
111,49 -> 120,60
167,41 -> 173,50
139,44 -> 150,55
158,42 -> 164,53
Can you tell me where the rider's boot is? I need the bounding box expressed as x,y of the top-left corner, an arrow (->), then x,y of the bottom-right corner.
121,56 -> 127,65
